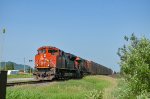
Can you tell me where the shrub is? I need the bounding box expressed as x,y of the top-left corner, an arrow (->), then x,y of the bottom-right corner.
117,34 -> 150,98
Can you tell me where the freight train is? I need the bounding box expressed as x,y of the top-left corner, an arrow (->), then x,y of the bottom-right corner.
34,46 -> 112,80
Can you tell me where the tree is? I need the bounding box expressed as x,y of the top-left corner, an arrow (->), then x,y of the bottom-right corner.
6,62 -> 14,70
117,33 -> 150,98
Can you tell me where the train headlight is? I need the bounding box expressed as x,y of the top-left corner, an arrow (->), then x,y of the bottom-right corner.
36,64 -> 38,66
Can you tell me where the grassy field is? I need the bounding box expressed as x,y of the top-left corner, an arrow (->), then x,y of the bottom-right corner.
7,74 -> 33,79
6,75 -> 117,99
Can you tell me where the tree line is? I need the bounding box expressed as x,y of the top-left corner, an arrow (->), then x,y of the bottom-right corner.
0,62 -> 33,73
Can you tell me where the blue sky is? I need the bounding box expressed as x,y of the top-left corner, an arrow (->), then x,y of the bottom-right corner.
0,0 -> 150,72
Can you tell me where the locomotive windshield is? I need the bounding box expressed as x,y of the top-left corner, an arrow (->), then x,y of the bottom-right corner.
48,49 -> 58,54
38,49 -> 46,54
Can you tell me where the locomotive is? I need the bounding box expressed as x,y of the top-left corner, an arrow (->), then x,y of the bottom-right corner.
34,46 -> 112,80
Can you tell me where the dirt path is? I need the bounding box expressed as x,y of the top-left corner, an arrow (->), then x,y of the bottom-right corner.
102,76 -> 118,99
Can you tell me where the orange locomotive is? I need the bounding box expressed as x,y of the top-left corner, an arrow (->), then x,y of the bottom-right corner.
34,46 -> 112,80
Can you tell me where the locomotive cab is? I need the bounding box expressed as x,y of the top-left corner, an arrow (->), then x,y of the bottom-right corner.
34,46 -> 60,80
35,47 -> 60,68
48,49 -> 59,56
38,49 -> 46,54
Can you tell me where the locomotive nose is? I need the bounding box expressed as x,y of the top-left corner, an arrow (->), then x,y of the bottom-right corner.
36,54 -> 50,68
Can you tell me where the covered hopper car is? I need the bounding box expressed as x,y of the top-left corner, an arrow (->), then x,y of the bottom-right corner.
34,46 -> 112,80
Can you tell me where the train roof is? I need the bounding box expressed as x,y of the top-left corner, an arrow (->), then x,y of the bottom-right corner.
38,46 -> 60,50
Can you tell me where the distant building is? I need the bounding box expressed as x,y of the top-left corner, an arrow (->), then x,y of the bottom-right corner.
7,70 -> 19,75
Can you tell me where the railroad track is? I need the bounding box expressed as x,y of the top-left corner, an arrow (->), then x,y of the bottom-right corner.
7,80 -> 53,87
6,75 -> 113,87
6,78 -> 70,87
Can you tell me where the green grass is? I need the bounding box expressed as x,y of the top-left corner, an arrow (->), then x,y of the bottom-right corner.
6,75 -> 111,99
7,74 -> 33,79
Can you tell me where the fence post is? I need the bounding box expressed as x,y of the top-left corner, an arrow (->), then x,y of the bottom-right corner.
0,71 -> 7,99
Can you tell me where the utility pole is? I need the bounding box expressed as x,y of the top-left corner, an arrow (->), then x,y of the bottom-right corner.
0,29 -> 7,99
4,62 -> 6,70
24,58 -> 26,73
0,28 -> 6,72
